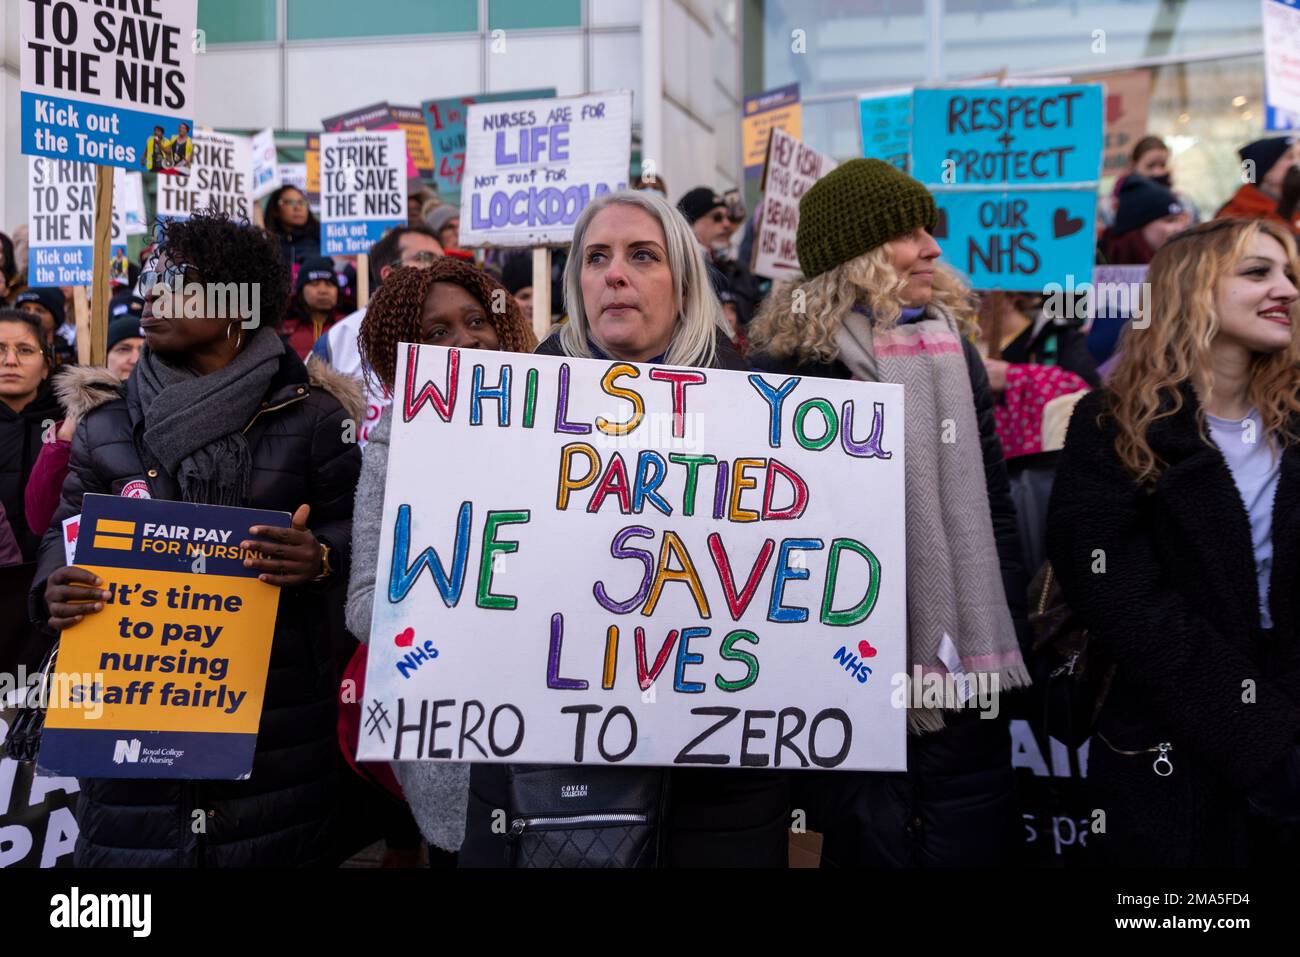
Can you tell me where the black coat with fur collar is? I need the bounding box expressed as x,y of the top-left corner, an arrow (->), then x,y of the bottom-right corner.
29,343 -> 363,868
1047,386 -> 1300,866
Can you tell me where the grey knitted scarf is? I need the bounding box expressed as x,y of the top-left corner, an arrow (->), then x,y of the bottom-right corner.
836,304 -> 1029,732
136,325 -> 284,506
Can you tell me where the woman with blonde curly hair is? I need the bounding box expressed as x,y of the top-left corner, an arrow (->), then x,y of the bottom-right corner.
346,259 -> 537,864
750,158 -> 1030,867
1048,217 -> 1300,865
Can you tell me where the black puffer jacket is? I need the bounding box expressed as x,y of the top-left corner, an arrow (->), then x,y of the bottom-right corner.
750,321 -> 1029,866
29,343 -> 364,867
0,378 -> 64,561
1047,387 -> 1300,866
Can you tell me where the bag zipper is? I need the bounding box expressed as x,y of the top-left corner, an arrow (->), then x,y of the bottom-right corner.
507,812 -> 648,840
1096,732 -> 1174,777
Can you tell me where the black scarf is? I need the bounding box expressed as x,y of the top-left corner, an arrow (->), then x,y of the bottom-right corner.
135,326 -> 283,506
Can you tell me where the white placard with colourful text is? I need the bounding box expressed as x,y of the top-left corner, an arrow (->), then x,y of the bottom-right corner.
358,346 -> 908,771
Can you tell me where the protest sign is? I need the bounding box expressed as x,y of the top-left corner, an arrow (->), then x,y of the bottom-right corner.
320,129 -> 407,256
250,128 -> 281,200
0,562 -> 79,869
1096,70 -> 1153,177
37,494 -> 287,780
911,84 -> 1103,187
357,345 -> 908,770
857,90 -> 911,171
324,102 -> 435,182
279,162 -> 308,196
323,102 -> 393,135
27,157 -> 130,287
389,105 -> 436,182
0,713 -> 79,868
742,84 -> 801,176
115,169 -> 147,236
19,0 -> 197,170
913,84 -> 1104,291
459,91 -> 633,248
753,127 -> 837,281
931,189 -> 1096,291
305,133 -> 321,210
422,89 -> 556,202
155,130 -> 254,221
1265,0 -> 1300,116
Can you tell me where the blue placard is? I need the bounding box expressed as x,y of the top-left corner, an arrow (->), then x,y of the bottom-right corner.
933,189 -> 1096,291
912,85 -> 1104,187
858,92 -> 911,171
323,218 -> 403,256
72,494 -> 290,576
28,243 -> 128,288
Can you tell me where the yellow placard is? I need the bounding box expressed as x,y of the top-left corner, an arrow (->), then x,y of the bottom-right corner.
45,566 -> 281,736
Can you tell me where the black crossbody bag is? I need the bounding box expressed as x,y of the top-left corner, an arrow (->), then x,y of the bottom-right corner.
502,764 -> 670,868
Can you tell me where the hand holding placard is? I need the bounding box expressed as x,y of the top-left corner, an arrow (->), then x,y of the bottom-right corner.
241,504 -> 324,586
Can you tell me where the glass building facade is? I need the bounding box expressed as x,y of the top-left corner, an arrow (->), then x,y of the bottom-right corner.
745,0 -> 1271,216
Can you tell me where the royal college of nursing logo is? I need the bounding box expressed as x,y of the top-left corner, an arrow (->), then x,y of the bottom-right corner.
112,738 -> 142,764
120,480 -> 151,499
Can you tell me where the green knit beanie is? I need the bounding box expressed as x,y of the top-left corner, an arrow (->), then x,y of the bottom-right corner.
796,158 -> 938,280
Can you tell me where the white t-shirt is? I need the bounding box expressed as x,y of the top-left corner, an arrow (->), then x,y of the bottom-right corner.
1207,409 -> 1280,629
311,307 -> 390,447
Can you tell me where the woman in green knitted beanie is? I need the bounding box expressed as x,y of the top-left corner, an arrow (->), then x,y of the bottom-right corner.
750,158 -> 1031,868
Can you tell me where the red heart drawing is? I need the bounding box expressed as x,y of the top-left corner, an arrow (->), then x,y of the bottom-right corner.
858,639 -> 878,659
395,627 -> 415,648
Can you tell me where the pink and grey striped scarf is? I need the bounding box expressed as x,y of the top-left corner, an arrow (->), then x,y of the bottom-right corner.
836,304 -> 1030,732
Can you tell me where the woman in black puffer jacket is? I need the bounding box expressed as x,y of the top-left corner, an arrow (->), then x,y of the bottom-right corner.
748,160 -> 1031,867
30,213 -> 362,867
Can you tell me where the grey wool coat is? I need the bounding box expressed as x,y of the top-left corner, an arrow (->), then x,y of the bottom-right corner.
345,404 -> 470,852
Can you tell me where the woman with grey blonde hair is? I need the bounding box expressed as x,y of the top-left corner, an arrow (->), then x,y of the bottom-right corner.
750,158 -> 1030,868
536,189 -> 745,370
461,190 -> 782,868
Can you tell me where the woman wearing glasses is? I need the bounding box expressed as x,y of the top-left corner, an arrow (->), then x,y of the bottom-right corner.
264,185 -> 322,273
0,309 -> 62,562
1048,218 -> 1300,865
31,212 -> 364,867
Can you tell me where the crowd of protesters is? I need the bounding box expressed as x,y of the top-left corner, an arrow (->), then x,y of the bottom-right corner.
2,130 -> 1300,868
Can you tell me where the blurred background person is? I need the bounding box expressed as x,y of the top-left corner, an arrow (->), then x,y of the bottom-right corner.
1217,136 -> 1297,226
264,184 -> 322,275
0,309 -> 61,562
279,256 -> 346,359
24,313 -> 144,541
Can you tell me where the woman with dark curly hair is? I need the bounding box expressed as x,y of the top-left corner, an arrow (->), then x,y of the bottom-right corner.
263,184 -> 321,273
31,211 -> 363,867
346,258 -> 535,863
